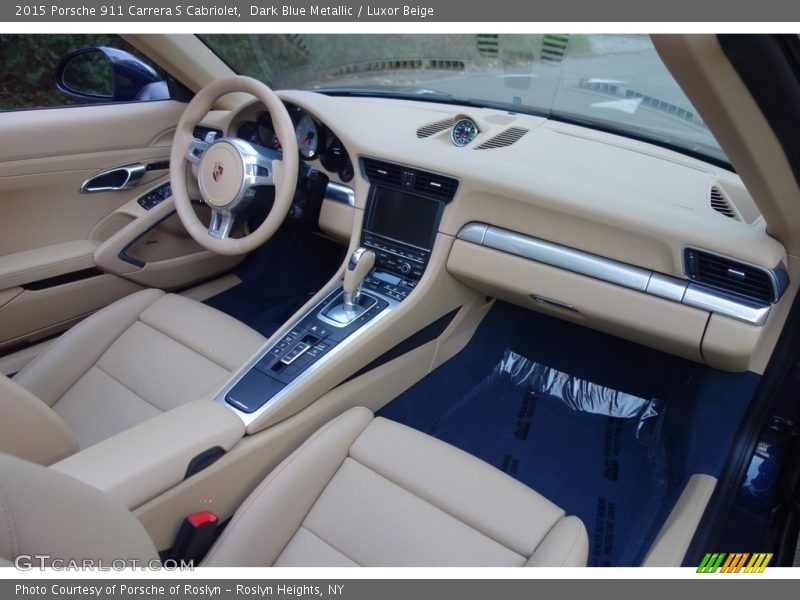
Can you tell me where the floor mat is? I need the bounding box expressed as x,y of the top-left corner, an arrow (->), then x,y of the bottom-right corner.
379,301 -> 758,566
204,229 -> 345,338
428,365 -> 667,566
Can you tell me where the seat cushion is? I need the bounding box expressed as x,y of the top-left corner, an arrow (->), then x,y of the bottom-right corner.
203,407 -> 589,567
13,289 -> 265,451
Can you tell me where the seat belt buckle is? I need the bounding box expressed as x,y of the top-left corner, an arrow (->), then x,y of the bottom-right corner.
169,510 -> 219,563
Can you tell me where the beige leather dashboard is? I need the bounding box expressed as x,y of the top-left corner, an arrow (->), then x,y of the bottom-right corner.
198,90 -> 793,374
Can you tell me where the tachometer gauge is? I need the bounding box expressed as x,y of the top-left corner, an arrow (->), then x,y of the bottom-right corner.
451,118 -> 479,147
295,112 -> 322,160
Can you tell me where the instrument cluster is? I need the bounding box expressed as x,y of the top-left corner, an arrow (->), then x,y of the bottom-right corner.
236,104 -> 354,183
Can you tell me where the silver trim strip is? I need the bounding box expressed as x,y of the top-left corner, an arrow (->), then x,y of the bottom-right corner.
683,284 -> 770,327
325,182 -> 355,207
646,273 -> 687,303
216,284 -> 399,428
457,223 -> 488,245
457,222 -> 771,326
480,225 -> 652,291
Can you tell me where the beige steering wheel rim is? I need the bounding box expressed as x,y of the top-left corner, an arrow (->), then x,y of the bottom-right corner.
169,76 -> 299,255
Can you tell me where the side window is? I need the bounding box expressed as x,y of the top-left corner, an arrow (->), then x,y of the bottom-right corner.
0,34 -> 172,111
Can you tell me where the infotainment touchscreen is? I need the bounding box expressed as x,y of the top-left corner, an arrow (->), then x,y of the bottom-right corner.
365,187 -> 441,250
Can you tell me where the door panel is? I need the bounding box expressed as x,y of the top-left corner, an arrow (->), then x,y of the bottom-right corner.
0,100 -> 240,351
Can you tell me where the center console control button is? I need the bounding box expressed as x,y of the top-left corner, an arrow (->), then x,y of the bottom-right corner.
308,323 -> 329,337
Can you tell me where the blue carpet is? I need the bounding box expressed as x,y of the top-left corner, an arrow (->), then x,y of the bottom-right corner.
204,229 -> 345,338
379,301 -> 758,566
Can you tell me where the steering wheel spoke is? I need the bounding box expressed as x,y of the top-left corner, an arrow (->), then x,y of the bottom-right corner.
186,138 -> 209,165
251,155 -> 280,188
208,209 -> 236,240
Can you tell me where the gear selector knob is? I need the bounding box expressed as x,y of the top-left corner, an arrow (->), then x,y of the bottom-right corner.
343,247 -> 375,312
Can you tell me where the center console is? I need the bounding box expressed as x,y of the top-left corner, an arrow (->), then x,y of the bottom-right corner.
217,161 -> 455,427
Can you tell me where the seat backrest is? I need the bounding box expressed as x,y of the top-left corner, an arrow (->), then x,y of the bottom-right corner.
0,374 -> 78,465
0,453 -> 158,567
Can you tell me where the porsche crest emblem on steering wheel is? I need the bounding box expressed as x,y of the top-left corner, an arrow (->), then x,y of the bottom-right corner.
212,162 -> 224,183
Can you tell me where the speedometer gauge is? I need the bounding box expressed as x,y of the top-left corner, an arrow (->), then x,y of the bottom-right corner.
295,113 -> 321,160
451,118 -> 479,147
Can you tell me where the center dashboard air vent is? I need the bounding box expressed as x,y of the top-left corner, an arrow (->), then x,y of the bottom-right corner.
684,248 -> 784,304
362,159 -> 404,187
475,127 -> 529,149
361,158 -> 459,203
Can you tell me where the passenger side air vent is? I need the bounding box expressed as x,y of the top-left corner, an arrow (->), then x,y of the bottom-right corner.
709,185 -> 742,221
475,127 -> 529,149
361,158 -> 459,203
684,248 -> 778,303
362,159 -> 403,187
417,119 -> 453,138
413,171 -> 459,201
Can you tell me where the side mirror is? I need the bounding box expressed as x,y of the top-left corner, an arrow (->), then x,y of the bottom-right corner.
55,46 -> 169,102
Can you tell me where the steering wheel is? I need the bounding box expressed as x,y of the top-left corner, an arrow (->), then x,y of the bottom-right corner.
169,76 -> 299,255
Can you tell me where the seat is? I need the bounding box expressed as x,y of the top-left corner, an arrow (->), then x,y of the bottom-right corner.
0,288 -> 265,465
0,408 -> 589,567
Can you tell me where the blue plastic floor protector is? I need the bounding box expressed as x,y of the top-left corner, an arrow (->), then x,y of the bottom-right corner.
379,301 -> 758,566
427,356 -> 668,567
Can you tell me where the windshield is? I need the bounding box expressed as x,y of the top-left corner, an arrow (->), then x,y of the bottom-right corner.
201,34 -> 728,166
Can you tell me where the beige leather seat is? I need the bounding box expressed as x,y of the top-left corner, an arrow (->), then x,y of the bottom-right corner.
0,289 -> 265,465
0,408 -> 589,567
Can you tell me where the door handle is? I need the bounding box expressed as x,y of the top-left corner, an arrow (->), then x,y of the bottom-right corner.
80,163 -> 146,193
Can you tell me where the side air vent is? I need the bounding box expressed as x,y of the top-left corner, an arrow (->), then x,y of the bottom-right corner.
362,158 -> 459,203
709,185 -> 741,221
475,127 -> 529,149
417,119 -> 453,138
684,248 -> 780,303
413,171 -> 459,201
362,159 -> 403,187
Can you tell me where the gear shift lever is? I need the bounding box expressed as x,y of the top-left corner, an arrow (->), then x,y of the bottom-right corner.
342,247 -> 375,313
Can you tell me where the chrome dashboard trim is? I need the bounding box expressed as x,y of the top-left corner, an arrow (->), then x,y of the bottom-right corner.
325,181 -> 356,207
457,222 -> 488,245
645,273 -> 688,303
216,283 -> 399,428
682,284 -> 771,327
457,222 -> 772,326
480,225 -> 652,291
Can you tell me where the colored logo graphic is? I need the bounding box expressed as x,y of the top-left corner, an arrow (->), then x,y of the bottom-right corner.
697,552 -> 773,573
212,162 -> 224,183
